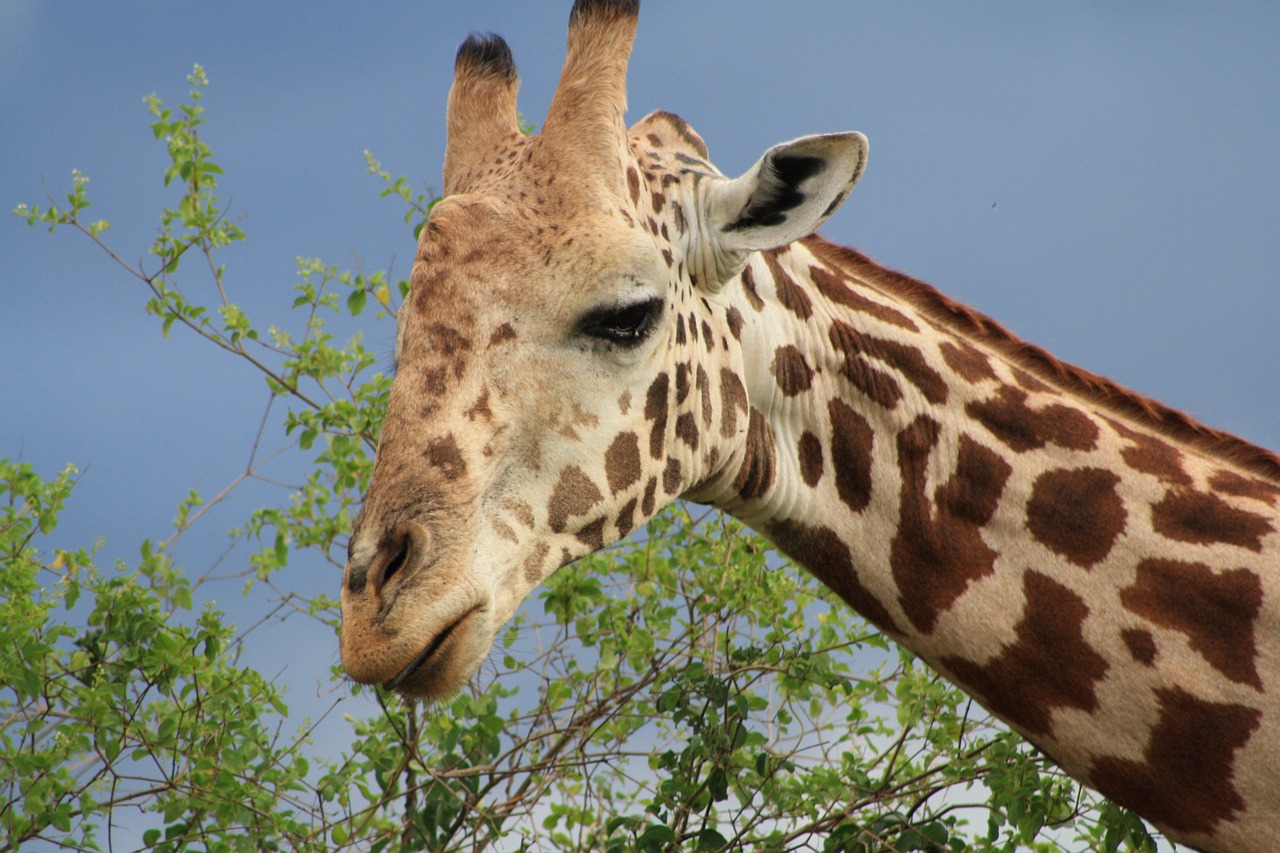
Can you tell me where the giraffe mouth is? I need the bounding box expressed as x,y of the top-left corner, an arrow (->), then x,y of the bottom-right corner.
382,605 -> 485,695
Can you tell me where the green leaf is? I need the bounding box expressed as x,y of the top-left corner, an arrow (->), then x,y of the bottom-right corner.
696,828 -> 729,851
708,766 -> 729,802
346,288 -> 367,317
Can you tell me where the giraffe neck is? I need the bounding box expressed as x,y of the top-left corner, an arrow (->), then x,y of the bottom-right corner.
702,235 -> 1280,850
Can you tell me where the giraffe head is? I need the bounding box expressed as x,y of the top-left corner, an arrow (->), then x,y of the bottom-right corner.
340,0 -> 867,699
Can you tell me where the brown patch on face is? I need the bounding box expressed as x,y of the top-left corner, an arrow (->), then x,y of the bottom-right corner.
617,390 -> 631,415
626,166 -> 641,205
966,386 -> 1099,453
943,571 -> 1109,737
771,345 -> 814,396
423,366 -> 450,396
1152,489 -> 1273,552
675,361 -> 691,405
505,498 -> 536,529
674,314 -> 687,346
808,264 -> 919,332
1025,468 -> 1126,569
425,434 -> 467,481
798,431 -> 824,488
1089,688 -> 1260,836
828,399 -> 873,513
1210,469 -> 1280,505
426,323 -> 471,366
890,417 -> 1012,633
644,373 -> 670,460
675,412 -> 699,450
763,251 -> 812,320
649,189 -> 666,214
1108,420 -> 1192,487
719,368 -> 749,438
466,388 -> 492,421
605,431 -> 642,495
739,265 -> 766,312
1121,628 -> 1158,666
828,321 -> 904,410
547,466 -> 604,533
1121,559 -> 1263,688
662,456 -> 683,495
493,518 -> 518,544
939,340 -> 997,384
768,519 -> 902,635
522,541 -> 550,585
488,323 -> 518,347
734,408 -> 777,501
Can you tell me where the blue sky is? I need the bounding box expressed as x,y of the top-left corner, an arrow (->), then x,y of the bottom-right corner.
3,0 -> 1279,822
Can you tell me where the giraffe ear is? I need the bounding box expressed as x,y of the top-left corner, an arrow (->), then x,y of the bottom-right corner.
706,132 -> 868,254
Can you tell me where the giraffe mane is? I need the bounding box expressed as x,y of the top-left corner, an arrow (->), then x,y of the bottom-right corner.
803,234 -> 1280,485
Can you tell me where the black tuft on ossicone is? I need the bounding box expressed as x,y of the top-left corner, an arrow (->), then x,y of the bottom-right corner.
570,0 -> 640,23
455,33 -> 518,82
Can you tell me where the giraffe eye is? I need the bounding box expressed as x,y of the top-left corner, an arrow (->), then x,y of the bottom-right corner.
579,296 -> 663,347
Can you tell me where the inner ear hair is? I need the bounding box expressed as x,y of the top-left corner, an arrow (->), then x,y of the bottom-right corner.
724,154 -> 826,232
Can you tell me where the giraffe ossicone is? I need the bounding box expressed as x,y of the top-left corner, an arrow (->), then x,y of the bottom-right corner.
340,2 -> 1280,850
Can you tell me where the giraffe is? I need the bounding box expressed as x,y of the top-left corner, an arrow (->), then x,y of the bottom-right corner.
338,2 -> 1280,850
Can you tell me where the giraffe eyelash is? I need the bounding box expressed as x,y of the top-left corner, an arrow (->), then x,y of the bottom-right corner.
577,296 -> 664,348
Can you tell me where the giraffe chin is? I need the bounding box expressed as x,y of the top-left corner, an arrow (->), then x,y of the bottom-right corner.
380,606 -> 491,701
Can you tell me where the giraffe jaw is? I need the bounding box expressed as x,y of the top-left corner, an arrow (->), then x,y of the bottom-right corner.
380,604 -> 490,699
340,576 -> 497,702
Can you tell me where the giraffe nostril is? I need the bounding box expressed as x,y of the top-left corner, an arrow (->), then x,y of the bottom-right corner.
367,522 -> 430,597
382,536 -> 409,587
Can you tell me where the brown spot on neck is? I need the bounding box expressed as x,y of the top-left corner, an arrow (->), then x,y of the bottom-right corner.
1089,688 -> 1260,836
966,386 -> 1099,453
942,570 -> 1109,737
1152,489 -> 1274,552
827,399 -> 873,513
763,250 -> 812,320
803,233 -> 1280,485
768,519 -> 902,635
808,262 -> 918,332
797,431 -> 824,488
739,265 -> 766,312
1109,419 -> 1192,487
1121,559 -> 1263,689
890,416 -> 1011,633
1025,468 -> 1127,569
939,339 -> 997,384
733,408 -> 777,500
771,345 -> 814,396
